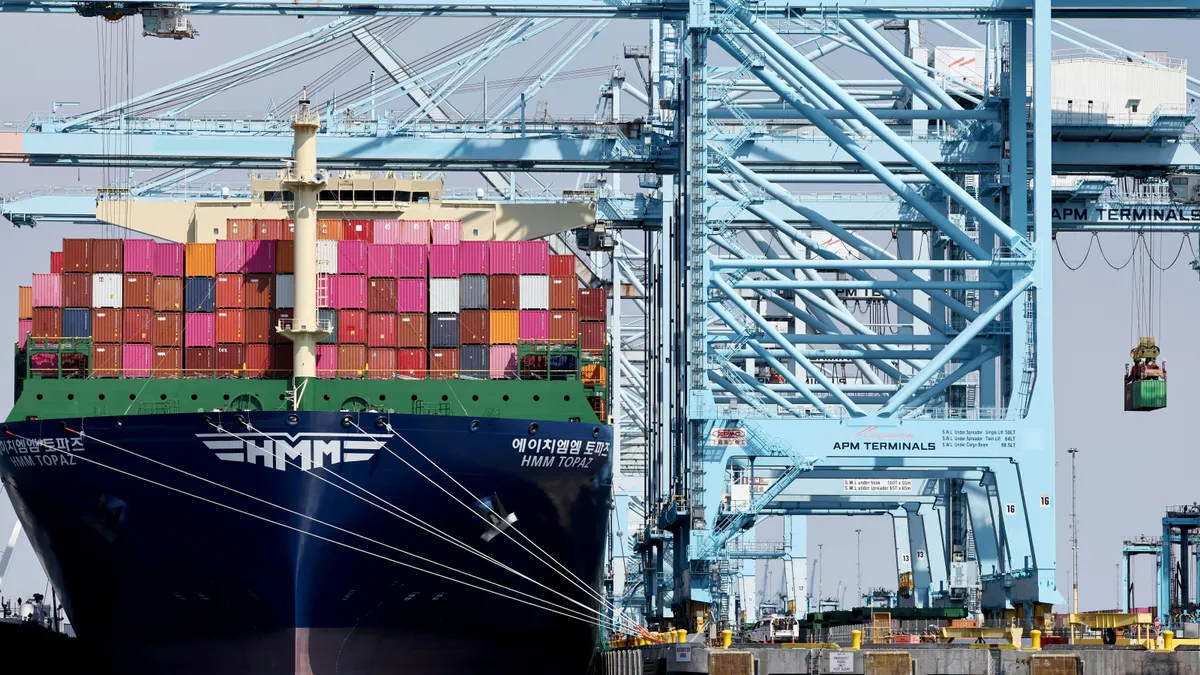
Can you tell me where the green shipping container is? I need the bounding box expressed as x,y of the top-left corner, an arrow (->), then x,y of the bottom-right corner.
1125,379 -> 1167,411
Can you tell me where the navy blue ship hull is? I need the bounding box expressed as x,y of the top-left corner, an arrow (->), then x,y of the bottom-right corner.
0,411 -> 613,675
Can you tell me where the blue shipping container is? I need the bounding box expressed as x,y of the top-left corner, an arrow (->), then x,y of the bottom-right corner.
185,277 -> 216,313
429,313 -> 460,349
460,275 -> 489,310
62,308 -> 92,338
319,308 -> 338,345
460,344 -> 489,379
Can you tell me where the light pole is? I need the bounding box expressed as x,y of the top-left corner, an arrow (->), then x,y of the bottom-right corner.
818,543 -> 824,606
855,529 -> 863,606
1068,447 -> 1079,615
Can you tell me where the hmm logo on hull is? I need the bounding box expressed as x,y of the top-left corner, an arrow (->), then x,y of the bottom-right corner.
197,432 -> 390,471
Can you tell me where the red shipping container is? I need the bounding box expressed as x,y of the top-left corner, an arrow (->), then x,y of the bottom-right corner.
519,310 -> 549,340
245,309 -> 273,343
399,219 -> 431,245
396,313 -> 427,348
396,278 -> 427,313
91,239 -> 123,273
517,240 -> 550,275
457,241 -> 488,275
578,288 -> 607,321
487,241 -> 519,275
273,343 -> 293,376
215,343 -> 246,376
271,310 -> 293,344
397,245 -> 428,278
154,243 -> 185,277
368,313 -> 397,347
429,348 -> 460,380
343,219 -> 373,242
123,274 -> 154,309
489,275 -> 519,309
92,343 -> 121,378
122,344 -> 152,378
338,240 -> 369,275
333,275 -> 367,310
154,277 -> 183,312
62,273 -> 92,308
255,219 -> 286,241
549,310 -> 579,343
92,310 -> 121,342
123,309 -> 153,343
396,348 -> 426,378
275,240 -> 295,274
429,245 -> 459,278
244,344 -> 272,378
368,244 -> 399,278
459,310 -> 490,345
31,308 -> 61,338
549,277 -> 577,310
185,313 -> 215,348
216,240 -> 247,274
244,275 -> 274,309
50,251 -> 63,275
580,320 -> 607,351
367,347 -> 395,380
215,274 -> 245,309
339,344 -> 367,377
153,312 -> 182,348
227,219 -> 255,240
316,344 -> 337,378
549,254 -> 575,277
338,309 -> 368,344
244,240 -> 276,274
432,220 -> 462,246
150,347 -> 183,379
215,309 -> 245,344
368,278 -> 398,313
184,347 -> 215,378
123,239 -> 156,273
63,239 -> 92,273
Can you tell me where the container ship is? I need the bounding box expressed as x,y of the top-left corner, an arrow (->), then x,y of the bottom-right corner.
0,100 -> 614,674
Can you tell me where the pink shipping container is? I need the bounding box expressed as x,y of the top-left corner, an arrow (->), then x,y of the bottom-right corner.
245,240 -> 276,273
122,344 -> 153,378
333,275 -> 367,309
399,220 -> 431,245
185,313 -> 215,347
487,241 -> 520,275
517,240 -> 550,275
17,319 -> 32,349
519,310 -> 549,340
338,241 -> 368,274
367,244 -> 399,278
429,245 -> 459,278
154,243 -> 185,277
123,239 -> 156,273
32,274 -> 61,307
372,219 -> 403,244
216,240 -> 247,273
457,241 -> 488,275
316,344 -> 338,379
396,278 -> 428,313
432,220 -> 462,246
490,345 -> 518,379
397,245 -> 428,278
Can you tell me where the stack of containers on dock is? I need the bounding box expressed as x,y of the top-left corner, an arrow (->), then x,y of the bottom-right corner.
429,220 -> 460,380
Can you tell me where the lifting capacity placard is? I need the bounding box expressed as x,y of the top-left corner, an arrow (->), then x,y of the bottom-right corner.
843,478 -> 913,493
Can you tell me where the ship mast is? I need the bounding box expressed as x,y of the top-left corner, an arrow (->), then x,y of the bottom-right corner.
279,90 -> 329,408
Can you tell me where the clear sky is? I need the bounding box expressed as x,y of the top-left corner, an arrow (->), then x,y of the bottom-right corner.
0,14 -> 1198,615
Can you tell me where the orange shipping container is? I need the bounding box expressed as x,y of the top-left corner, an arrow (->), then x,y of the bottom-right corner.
123,309 -> 153,343
123,273 -> 154,309
549,277 -> 577,310
92,343 -> 121,378
275,240 -> 295,274
317,219 -> 343,240
548,310 -> 579,343
63,239 -> 92,273
185,243 -> 216,277
338,344 -> 367,376
489,310 -> 519,345
216,274 -> 245,309
244,275 -> 274,309
227,219 -> 255,240
396,313 -> 427,348
153,312 -> 183,348
91,239 -> 123,273
367,347 -> 396,380
150,347 -> 183,378
244,344 -> 272,378
18,286 -> 32,320
216,309 -> 245,343
429,349 -> 460,380
581,363 -> 607,386
245,309 -> 273,343
153,277 -> 183,312
31,308 -> 61,338
92,310 -> 121,342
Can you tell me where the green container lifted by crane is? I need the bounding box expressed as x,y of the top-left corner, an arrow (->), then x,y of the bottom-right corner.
1125,337 -> 1167,411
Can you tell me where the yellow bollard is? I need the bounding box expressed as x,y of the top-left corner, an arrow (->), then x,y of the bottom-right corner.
1164,630 -> 1175,651
722,629 -> 733,649
851,629 -> 862,650
665,631 -> 675,644
677,629 -> 687,643
1030,629 -> 1042,651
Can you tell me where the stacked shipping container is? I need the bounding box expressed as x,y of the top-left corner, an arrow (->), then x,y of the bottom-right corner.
17,221 -> 607,383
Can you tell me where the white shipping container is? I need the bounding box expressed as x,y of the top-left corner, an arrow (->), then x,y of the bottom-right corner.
275,274 -> 295,309
429,278 -> 461,314
316,240 -> 339,275
519,275 -> 550,310
92,273 -> 123,308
